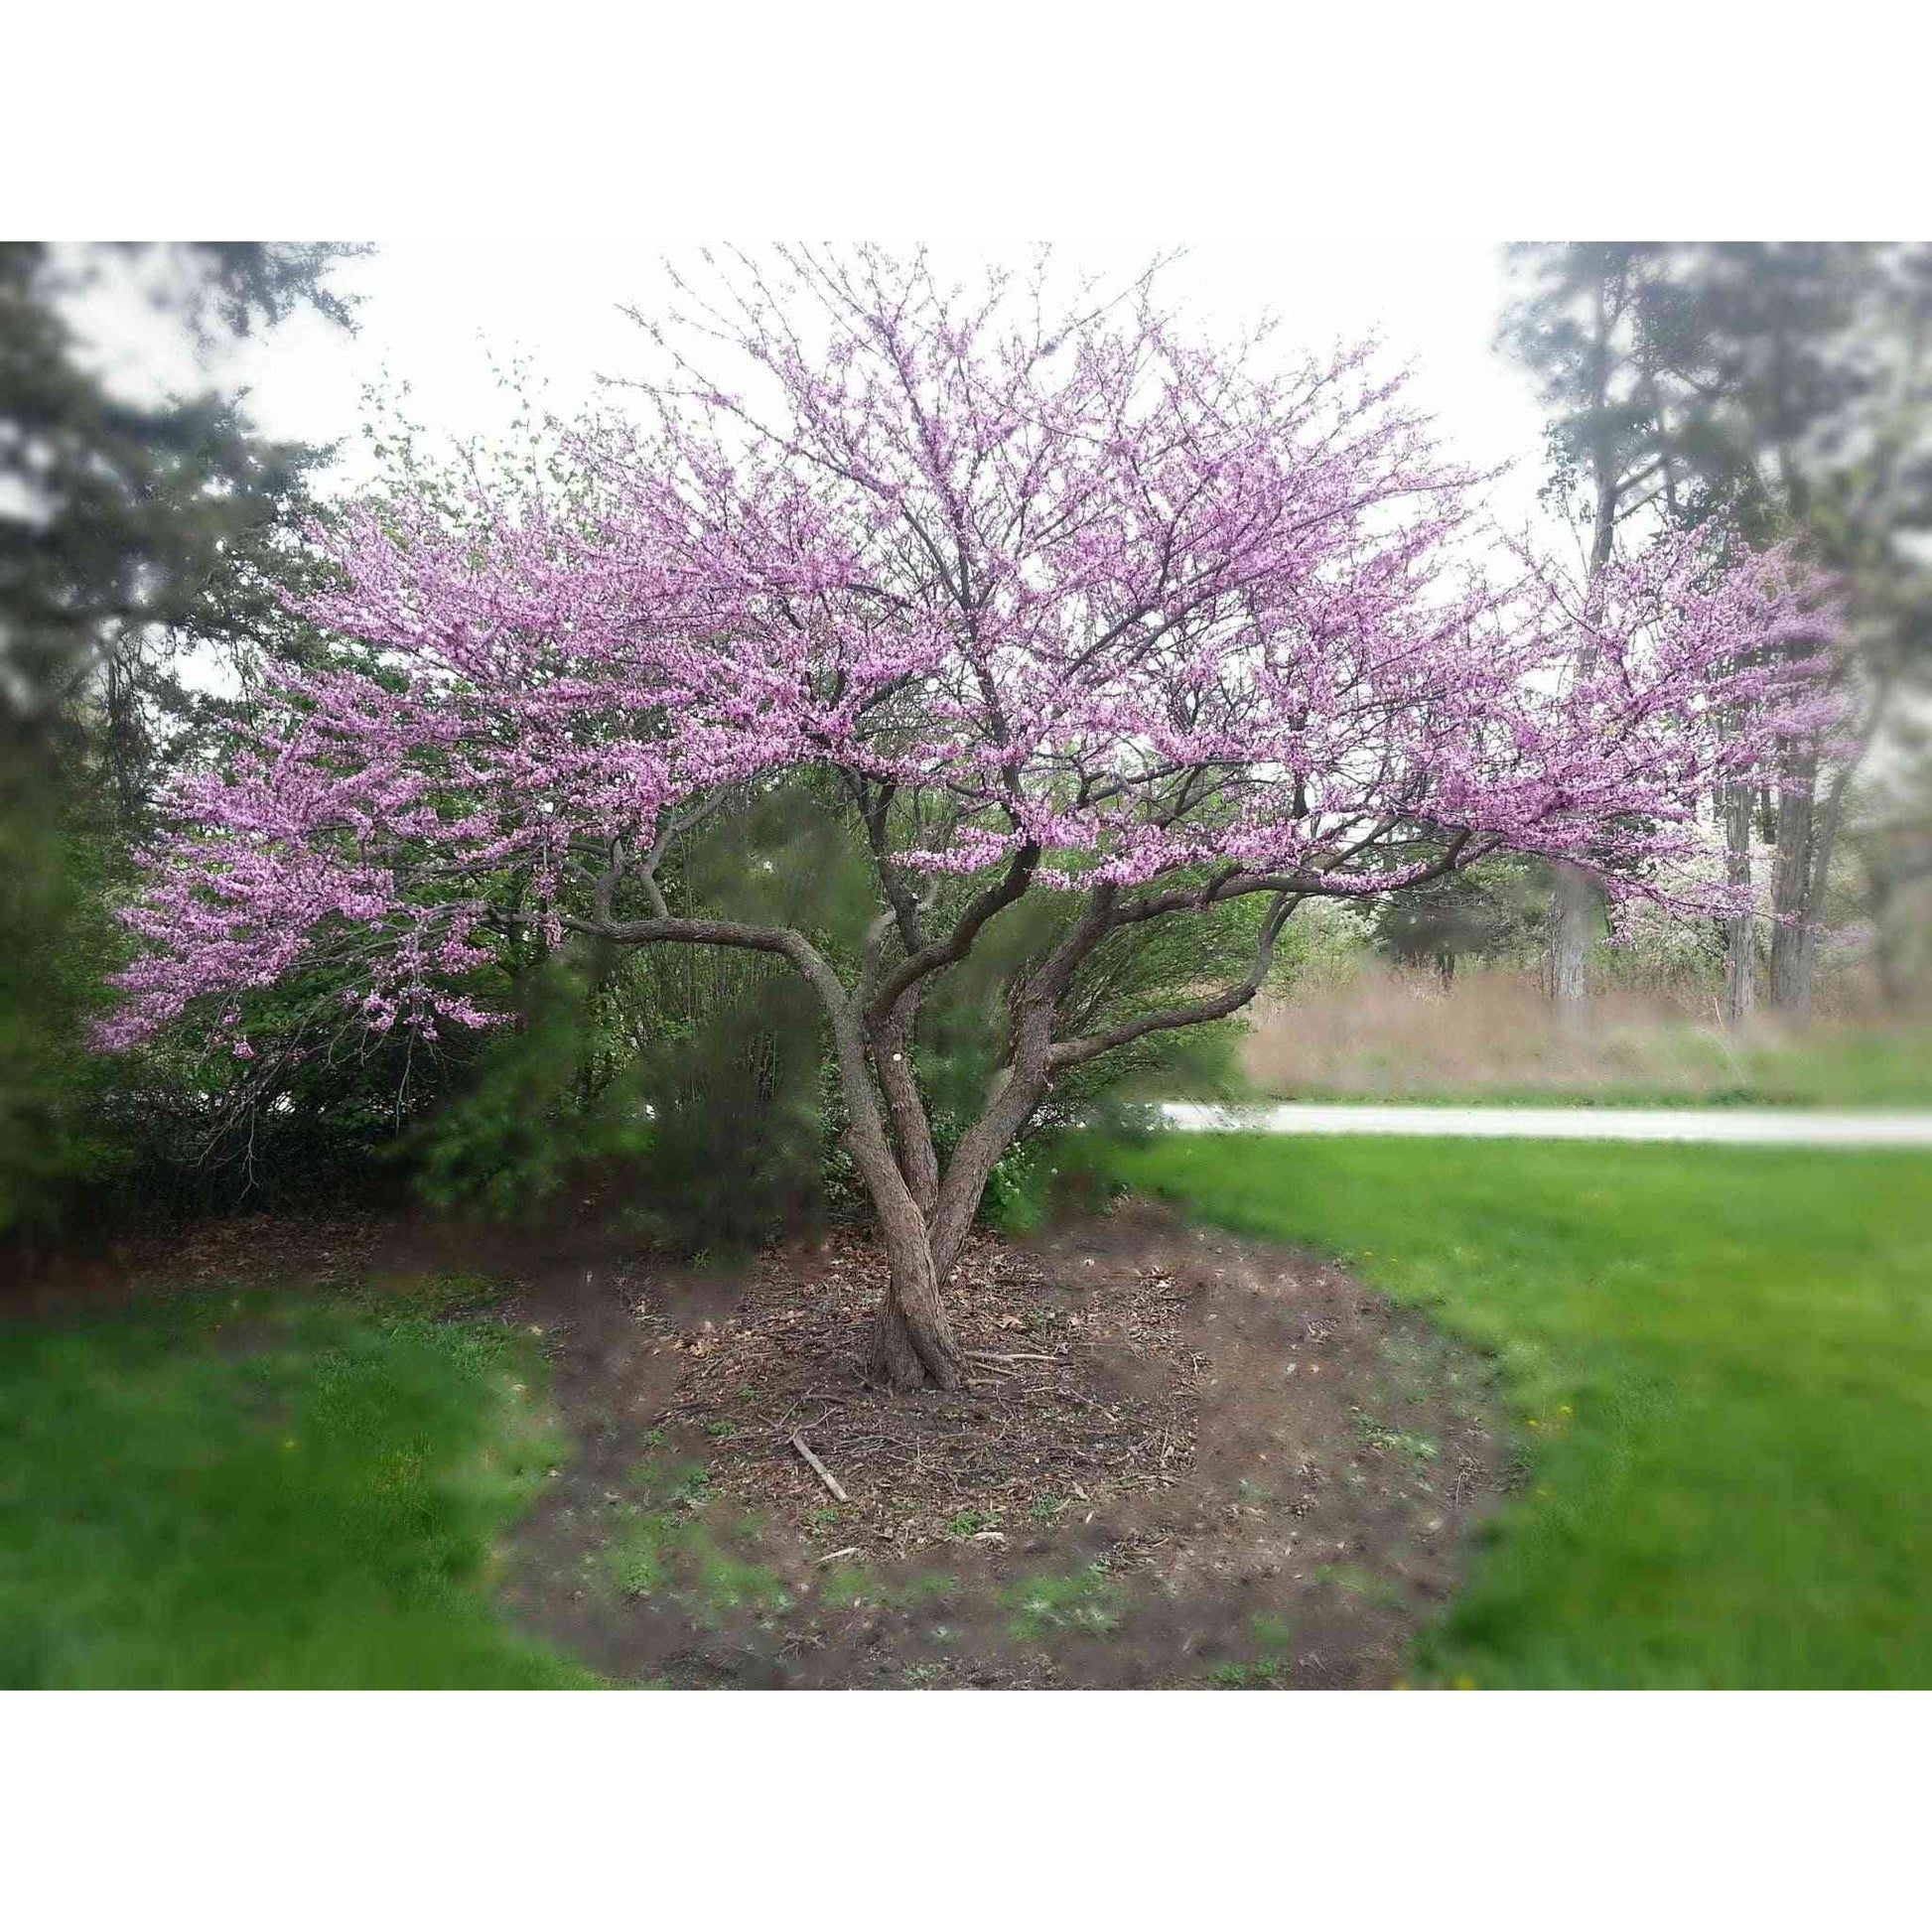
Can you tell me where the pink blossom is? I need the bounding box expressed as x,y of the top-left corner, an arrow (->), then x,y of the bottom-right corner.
95,247 -> 1841,1060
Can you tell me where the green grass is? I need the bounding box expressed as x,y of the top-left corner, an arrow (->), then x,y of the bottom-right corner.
1081,1132 -> 1932,1689
628,1451 -> 713,1507
603,1508 -> 790,1623
815,1563 -> 959,1612
999,1563 -> 1127,1643
1203,1612 -> 1298,1687
602,1456 -> 791,1624
0,1278 -> 594,1688
1311,1561 -> 1406,1608
1352,1417 -> 1440,1463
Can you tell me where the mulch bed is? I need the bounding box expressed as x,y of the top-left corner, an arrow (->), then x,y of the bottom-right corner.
500,1198 -> 1513,1688
650,1224 -> 1200,1552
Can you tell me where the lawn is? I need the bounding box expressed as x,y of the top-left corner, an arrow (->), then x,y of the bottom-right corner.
1078,1132 -> 1932,1688
0,1274 -> 594,1689
9,1141 -> 1929,1690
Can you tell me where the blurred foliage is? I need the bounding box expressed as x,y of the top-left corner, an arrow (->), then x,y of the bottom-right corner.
0,243 -> 360,808
612,959 -> 827,1260
1,243 -> 361,1260
402,785 -> 1269,1255
912,875 -> 1272,1161
1360,857 -> 1552,983
408,958 -> 642,1222
1501,243 -> 1932,1017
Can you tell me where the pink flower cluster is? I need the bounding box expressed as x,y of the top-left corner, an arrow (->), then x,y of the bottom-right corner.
96,248 -> 1839,1054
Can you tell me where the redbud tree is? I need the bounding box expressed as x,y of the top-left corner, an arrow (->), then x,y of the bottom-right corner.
100,249 -> 1835,1389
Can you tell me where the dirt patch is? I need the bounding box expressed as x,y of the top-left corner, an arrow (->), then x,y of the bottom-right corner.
499,1198 -> 1511,1689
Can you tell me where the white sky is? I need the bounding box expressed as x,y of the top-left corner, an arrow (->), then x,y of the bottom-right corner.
72,241 -> 1565,548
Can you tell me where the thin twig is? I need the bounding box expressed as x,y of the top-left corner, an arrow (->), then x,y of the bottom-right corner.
791,1432 -> 850,1503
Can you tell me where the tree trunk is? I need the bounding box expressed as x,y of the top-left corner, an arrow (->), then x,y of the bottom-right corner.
836,1120 -> 967,1392
872,996 -> 939,1218
1723,781 -> 1757,1031
1545,273 -> 1621,1034
1768,756 -> 1818,1021
868,1210 -> 967,1392
863,1070 -> 1035,1392
1551,861 -> 1595,1032
809,971 -> 968,1393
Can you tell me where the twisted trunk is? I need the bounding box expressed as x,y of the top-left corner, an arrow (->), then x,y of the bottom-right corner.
872,995 -> 939,1218
867,1053 -> 1050,1391
614,879 -> 1264,1392
859,916 -> 1084,1391
868,1195 -> 967,1391
835,1080 -> 969,1391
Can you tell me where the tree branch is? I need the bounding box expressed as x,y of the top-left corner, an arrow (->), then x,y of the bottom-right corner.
1045,892 -> 1302,1070
864,838 -> 1042,1025
869,986 -> 940,1217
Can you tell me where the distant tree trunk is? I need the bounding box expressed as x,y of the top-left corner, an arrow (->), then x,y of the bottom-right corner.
1723,781 -> 1757,1030
1552,435 -> 1624,1030
1551,862 -> 1595,1031
1542,265 -> 1633,1034
1768,752 -> 1819,1021
1870,871 -> 1906,1010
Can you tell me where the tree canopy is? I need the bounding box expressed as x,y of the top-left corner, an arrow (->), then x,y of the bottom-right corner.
96,247 -> 1838,1383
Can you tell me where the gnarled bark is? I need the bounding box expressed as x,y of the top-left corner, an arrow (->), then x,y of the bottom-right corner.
867,1190 -> 967,1391
870,994 -> 939,1219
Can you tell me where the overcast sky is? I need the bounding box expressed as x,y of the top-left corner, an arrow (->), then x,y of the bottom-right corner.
73,241 -> 1565,546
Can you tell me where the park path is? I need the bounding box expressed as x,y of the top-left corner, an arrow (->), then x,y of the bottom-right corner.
1157,1101 -> 1932,1147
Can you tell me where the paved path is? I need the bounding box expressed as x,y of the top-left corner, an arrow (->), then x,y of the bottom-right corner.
1157,1101 -> 1932,1147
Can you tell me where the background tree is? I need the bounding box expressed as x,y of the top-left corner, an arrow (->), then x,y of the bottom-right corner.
1501,241 -> 1932,1026
1662,244 -> 1932,1018
0,241 -> 360,1255
1364,857 -> 1549,985
98,248 -> 1834,1387
1499,244 -> 1680,1027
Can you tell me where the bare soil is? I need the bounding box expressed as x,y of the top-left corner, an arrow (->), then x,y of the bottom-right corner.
495,1199 -> 1510,1689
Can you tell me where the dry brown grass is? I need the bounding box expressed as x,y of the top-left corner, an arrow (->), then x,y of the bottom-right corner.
1239,959 -> 1902,1101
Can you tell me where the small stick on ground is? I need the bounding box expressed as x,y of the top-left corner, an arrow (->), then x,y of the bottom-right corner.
966,1351 -> 1061,1366
791,1432 -> 850,1503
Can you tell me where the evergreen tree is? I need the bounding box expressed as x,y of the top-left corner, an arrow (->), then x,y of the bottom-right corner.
0,241 -> 359,1254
